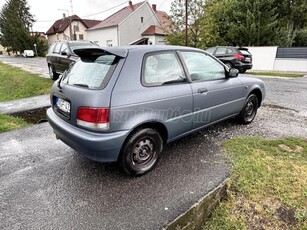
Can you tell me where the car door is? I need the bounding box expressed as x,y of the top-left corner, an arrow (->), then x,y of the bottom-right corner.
58,42 -> 72,73
52,43 -> 62,72
179,51 -> 245,129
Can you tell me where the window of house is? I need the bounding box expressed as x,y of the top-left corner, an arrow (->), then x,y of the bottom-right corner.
74,23 -> 79,32
79,34 -> 84,40
142,52 -> 186,86
180,51 -> 225,81
141,17 -> 144,23
106,40 -> 113,47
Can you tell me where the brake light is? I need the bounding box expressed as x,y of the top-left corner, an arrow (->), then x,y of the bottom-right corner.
77,107 -> 110,130
234,54 -> 244,60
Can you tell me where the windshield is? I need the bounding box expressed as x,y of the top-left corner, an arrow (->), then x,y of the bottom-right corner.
206,47 -> 215,55
62,54 -> 117,89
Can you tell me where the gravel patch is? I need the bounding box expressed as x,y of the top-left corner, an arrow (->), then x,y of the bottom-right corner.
197,106 -> 307,142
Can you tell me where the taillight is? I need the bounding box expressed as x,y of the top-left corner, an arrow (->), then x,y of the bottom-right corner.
77,107 -> 110,130
234,54 -> 244,60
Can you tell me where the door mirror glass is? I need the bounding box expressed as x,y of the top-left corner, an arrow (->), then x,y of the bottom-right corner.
228,68 -> 239,78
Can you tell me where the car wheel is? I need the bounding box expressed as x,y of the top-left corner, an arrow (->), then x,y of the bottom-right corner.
225,62 -> 232,69
237,94 -> 258,124
239,69 -> 246,73
48,64 -> 59,80
119,128 -> 163,176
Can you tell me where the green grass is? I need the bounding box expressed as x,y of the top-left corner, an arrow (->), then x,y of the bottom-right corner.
246,71 -> 305,78
0,62 -> 53,102
203,137 -> 307,230
0,114 -> 30,132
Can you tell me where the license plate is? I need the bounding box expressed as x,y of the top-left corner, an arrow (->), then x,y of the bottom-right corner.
56,97 -> 70,114
245,57 -> 251,62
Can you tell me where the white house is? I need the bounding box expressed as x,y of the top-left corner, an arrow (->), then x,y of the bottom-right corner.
46,15 -> 101,46
87,1 -> 170,46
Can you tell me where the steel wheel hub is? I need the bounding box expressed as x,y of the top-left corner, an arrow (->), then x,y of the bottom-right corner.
132,138 -> 154,165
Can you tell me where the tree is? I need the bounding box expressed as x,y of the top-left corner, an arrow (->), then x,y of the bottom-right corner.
202,0 -> 281,47
166,0 -> 206,48
0,0 -> 35,54
274,0 -> 307,46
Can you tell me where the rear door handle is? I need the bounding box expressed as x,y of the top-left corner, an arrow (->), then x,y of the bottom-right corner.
198,88 -> 208,94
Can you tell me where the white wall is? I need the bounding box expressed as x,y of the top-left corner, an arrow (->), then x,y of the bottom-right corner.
87,26 -> 118,47
247,46 -> 278,71
144,35 -> 166,45
119,2 -> 160,45
247,46 -> 307,72
274,59 -> 307,72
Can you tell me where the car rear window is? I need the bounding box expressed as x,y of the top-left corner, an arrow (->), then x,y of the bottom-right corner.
61,54 -> 117,89
239,49 -> 251,56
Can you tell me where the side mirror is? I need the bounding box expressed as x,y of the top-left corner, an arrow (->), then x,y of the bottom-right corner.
227,68 -> 239,78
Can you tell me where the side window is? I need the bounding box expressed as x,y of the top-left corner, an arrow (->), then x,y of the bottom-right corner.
53,43 -> 62,54
215,47 -> 227,55
48,43 -> 56,54
205,47 -> 215,55
226,48 -> 233,54
181,52 -> 225,81
143,52 -> 186,86
60,43 -> 68,54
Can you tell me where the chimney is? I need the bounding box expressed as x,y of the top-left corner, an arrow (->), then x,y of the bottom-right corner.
129,1 -> 132,7
152,4 -> 157,12
63,13 -> 66,19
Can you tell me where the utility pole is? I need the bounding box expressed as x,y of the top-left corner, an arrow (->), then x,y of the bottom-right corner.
185,0 -> 188,46
58,9 -> 72,40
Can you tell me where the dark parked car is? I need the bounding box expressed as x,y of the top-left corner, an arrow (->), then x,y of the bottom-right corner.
206,46 -> 253,73
46,40 -> 98,80
47,45 -> 265,176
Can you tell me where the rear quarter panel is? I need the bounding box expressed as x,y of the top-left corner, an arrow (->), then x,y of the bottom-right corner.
110,49 -> 194,141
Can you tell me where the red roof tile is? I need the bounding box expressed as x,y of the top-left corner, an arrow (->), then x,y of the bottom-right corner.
142,25 -> 165,36
45,15 -> 101,35
155,10 -> 170,30
89,1 -> 146,30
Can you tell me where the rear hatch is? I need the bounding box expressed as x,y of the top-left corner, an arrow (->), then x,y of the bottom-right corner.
238,48 -> 252,63
50,48 -> 127,132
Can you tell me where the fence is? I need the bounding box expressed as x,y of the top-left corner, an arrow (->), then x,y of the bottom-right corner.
247,46 -> 307,72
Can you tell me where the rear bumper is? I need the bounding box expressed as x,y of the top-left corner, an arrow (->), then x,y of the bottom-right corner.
235,62 -> 253,70
47,108 -> 130,162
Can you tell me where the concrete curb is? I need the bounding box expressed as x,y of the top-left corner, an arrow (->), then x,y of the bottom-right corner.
0,94 -> 50,115
163,178 -> 229,230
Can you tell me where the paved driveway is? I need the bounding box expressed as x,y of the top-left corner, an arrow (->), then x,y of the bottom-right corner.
0,55 -> 48,77
1,67 -> 307,229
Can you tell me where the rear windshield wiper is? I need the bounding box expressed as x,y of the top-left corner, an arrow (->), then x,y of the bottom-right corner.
162,78 -> 186,85
72,83 -> 89,88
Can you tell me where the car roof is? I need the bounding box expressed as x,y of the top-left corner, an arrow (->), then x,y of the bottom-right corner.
74,45 -> 202,58
214,46 -> 248,50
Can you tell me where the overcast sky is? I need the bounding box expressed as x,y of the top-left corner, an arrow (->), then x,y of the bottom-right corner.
0,0 -> 172,32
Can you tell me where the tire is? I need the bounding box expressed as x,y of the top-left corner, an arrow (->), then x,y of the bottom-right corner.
48,64 -> 59,80
239,69 -> 246,73
119,128 -> 163,176
237,94 -> 259,124
225,62 -> 232,69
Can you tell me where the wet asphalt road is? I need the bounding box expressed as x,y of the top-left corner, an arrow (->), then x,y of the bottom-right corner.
0,57 -> 307,229
0,55 -> 48,77
0,123 -> 229,230
255,75 -> 307,114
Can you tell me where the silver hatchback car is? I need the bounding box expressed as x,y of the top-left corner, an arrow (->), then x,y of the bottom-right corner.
47,45 -> 265,175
